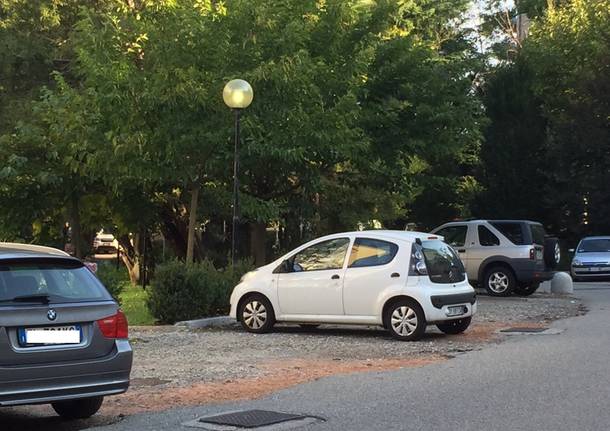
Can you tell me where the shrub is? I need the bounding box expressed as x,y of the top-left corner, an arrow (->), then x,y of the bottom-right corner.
147,259 -> 253,324
96,264 -> 129,303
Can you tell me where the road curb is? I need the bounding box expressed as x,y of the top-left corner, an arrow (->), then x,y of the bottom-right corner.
175,315 -> 236,329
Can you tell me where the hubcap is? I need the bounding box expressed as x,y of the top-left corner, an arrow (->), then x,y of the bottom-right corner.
391,306 -> 418,336
488,272 -> 509,293
243,300 -> 267,329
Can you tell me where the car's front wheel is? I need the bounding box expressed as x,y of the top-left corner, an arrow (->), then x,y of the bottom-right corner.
436,317 -> 472,335
385,299 -> 426,341
483,266 -> 516,297
51,396 -> 104,419
238,294 -> 275,333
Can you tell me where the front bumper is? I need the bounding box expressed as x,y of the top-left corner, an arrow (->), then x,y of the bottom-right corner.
0,340 -> 132,406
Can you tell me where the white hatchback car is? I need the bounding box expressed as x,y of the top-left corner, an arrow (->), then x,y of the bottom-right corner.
229,230 -> 476,341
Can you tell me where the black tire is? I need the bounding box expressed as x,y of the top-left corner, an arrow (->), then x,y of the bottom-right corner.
544,237 -> 560,269
51,396 -> 104,419
436,316 -> 472,335
384,298 -> 426,341
515,282 -> 540,296
238,293 -> 275,333
299,324 -> 320,329
483,265 -> 516,297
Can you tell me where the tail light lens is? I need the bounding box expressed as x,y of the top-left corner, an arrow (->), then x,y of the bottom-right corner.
409,243 -> 428,276
97,310 -> 129,339
529,248 -> 536,260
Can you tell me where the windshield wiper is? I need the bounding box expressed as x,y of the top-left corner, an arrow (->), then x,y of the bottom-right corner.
0,294 -> 51,304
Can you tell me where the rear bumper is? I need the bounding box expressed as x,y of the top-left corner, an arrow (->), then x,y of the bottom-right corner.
0,340 -> 132,406
512,260 -> 554,283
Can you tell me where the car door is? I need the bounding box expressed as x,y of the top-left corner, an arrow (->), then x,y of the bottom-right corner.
433,224 -> 471,274
276,237 -> 351,316
467,224 -> 502,280
342,237 -> 400,316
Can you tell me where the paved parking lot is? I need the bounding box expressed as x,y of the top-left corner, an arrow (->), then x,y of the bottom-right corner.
1,292 -> 583,430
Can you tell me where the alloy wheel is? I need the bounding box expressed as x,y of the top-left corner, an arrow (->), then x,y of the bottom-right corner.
242,300 -> 267,330
391,306 -> 418,336
488,272 -> 509,294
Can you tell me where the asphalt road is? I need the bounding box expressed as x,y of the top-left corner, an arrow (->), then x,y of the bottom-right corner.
2,282 -> 608,431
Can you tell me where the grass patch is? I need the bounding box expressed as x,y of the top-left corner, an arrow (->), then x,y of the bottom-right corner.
120,283 -> 155,326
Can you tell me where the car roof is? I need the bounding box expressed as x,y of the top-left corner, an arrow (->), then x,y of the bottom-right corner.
316,230 -> 441,243
0,242 -> 73,261
580,236 -> 610,240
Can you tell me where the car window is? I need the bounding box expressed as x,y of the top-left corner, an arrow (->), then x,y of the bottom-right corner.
291,238 -> 350,272
0,260 -> 112,306
421,240 -> 466,283
478,226 -> 500,246
348,238 -> 398,268
530,224 -> 546,245
435,225 -> 467,247
490,222 -> 525,245
578,239 -> 610,253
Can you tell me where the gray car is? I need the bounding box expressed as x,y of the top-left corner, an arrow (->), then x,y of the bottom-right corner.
0,243 -> 132,419
570,236 -> 610,281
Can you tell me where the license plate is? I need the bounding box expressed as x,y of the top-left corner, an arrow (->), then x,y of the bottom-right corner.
447,306 -> 466,317
536,250 -> 543,260
19,325 -> 81,345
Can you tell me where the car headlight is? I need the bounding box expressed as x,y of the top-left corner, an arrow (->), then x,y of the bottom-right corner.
572,258 -> 582,266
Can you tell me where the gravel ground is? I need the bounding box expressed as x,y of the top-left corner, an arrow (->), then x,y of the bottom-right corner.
129,292 -> 583,386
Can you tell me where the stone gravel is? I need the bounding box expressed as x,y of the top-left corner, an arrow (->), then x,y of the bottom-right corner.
128,293 -> 583,386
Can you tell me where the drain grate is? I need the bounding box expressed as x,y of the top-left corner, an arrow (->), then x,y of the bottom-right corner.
199,410 -> 307,429
500,327 -> 548,333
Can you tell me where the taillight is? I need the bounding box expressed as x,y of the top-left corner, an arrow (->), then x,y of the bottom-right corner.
409,243 -> 428,276
529,248 -> 536,260
97,310 -> 129,339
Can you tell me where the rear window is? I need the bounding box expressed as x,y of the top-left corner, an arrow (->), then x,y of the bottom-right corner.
490,222 -> 525,245
530,224 -> 546,245
0,259 -> 112,306
422,240 -> 466,284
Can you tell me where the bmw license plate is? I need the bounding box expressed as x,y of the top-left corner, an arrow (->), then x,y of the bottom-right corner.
18,325 -> 82,346
447,306 -> 466,317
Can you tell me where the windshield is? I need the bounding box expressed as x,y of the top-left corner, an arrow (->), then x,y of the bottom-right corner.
578,239 -> 610,253
422,240 -> 466,284
0,259 -> 112,306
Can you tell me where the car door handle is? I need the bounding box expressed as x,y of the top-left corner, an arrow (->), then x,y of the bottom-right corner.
457,249 -> 466,253
331,274 -> 340,280
391,273 -> 400,278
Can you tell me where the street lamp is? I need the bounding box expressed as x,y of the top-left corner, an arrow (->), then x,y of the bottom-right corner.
223,79 -> 254,265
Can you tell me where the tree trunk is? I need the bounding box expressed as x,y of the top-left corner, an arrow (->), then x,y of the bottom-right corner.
186,184 -> 200,264
118,235 -> 139,284
249,222 -> 267,266
68,195 -> 84,258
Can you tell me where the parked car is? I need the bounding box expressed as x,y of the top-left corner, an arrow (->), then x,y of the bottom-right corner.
431,220 -> 559,296
230,231 -> 476,341
570,236 -> 610,281
0,243 -> 132,419
93,232 -> 119,254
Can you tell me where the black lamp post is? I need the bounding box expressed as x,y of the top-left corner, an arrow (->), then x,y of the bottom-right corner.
223,79 -> 254,265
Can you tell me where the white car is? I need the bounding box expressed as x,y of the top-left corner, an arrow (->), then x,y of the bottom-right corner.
229,230 -> 477,341
93,233 -> 119,254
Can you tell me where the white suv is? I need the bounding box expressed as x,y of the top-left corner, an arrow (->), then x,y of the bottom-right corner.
229,230 -> 476,341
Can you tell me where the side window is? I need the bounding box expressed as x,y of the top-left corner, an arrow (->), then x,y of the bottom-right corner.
348,238 -> 399,268
490,222 -> 525,245
435,225 -> 468,247
291,238 -> 350,272
478,225 -> 500,246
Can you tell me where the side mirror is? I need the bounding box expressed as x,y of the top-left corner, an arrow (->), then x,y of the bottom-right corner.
568,248 -> 575,253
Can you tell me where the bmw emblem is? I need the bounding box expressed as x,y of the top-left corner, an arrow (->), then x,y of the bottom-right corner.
47,309 -> 57,321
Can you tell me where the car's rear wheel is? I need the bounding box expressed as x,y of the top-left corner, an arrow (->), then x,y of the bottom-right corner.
436,316 -> 472,335
515,282 -> 540,296
385,299 -> 426,341
238,294 -> 275,333
51,396 -> 104,419
483,265 -> 516,297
